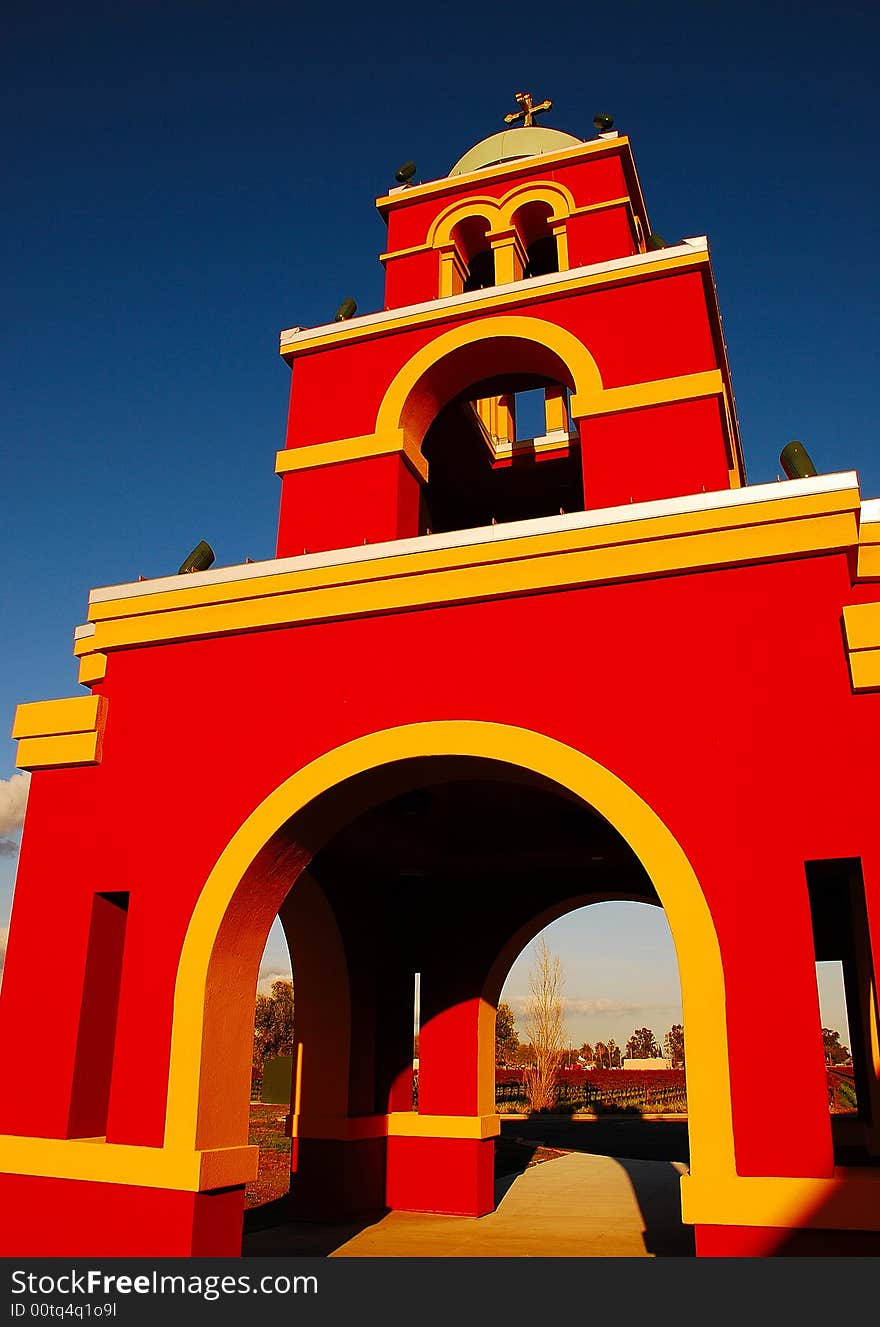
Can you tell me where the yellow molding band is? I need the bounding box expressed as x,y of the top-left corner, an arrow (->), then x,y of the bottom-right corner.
75,495 -> 859,658
680,1170 -> 880,1232
78,653 -> 108,686
575,369 -> 723,417
848,648 -> 880,691
16,732 -> 103,771
289,1112 -> 500,1140
0,1135 -> 258,1192
13,695 -> 108,769
378,197 -> 631,266
386,1112 -> 501,1140
275,430 -> 429,484
12,694 -> 104,739
857,545 -> 880,579
842,601 -> 880,651
375,136 -> 632,212
280,251 -> 707,359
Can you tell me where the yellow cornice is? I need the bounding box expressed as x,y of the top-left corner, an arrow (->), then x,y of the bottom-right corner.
274,430 -> 429,483
281,248 -> 708,361
375,136 -> 632,214
0,1134 -> 257,1192
74,486 -> 859,661
12,694 -> 108,770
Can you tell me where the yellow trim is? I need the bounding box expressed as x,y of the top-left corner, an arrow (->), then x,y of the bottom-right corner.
379,197 -> 628,268
0,1135 -> 258,1192
162,721 -> 734,1195
842,602 -> 880,651
575,370 -> 724,418
379,241 -> 433,263
427,196 -> 504,247
75,490 -> 859,656
290,1112 -> 501,1140
858,546 -> 880,580
848,648 -> 880,691
386,1112 -> 501,1140
280,250 -> 709,359
16,732 -> 102,771
13,695 -> 108,769
274,431 -> 429,484
78,653 -> 108,686
681,1169 -> 880,1232
12,694 -> 103,739
373,315 -> 602,454
375,136 -> 633,213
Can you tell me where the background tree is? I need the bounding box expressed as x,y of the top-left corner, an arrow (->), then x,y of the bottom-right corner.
822,1028 -> 851,1066
523,938 -> 567,1111
594,1040 -> 609,1070
495,1001 -> 520,1066
578,1042 -> 594,1066
607,1038 -> 621,1069
253,979 -> 294,1067
625,1027 -> 660,1059
663,1024 -> 686,1069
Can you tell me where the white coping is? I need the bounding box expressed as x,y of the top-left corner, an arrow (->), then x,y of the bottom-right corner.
86,472 -> 861,609
861,497 -> 880,524
278,239 -> 710,351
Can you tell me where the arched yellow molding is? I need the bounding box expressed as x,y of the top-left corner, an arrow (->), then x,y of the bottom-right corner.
164,721 -> 737,1188
428,196 -> 503,247
372,315 -> 604,463
498,180 -> 575,229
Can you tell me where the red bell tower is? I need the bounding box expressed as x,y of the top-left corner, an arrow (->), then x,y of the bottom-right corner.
3,98 -> 880,1259
275,101 -> 743,559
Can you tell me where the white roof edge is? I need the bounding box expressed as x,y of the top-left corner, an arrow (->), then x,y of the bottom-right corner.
860,497 -> 880,523
278,240 -> 710,349
87,472 -> 861,607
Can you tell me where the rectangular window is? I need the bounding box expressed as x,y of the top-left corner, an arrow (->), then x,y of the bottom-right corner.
67,891 -> 129,1138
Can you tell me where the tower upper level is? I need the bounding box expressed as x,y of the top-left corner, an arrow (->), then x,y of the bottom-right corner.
377,109 -> 651,310
274,99 -> 743,559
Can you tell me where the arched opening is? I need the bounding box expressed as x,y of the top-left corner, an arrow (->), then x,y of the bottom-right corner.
421,367 -> 583,533
451,216 -> 496,292
514,200 -> 560,279
165,723 -> 732,1255
489,901 -> 693,1256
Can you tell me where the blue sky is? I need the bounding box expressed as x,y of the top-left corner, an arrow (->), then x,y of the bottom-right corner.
2,1 -> 875,1046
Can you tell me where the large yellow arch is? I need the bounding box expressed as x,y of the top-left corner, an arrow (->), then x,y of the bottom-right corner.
372,314 -> 604,466
164,720 -> 736,1186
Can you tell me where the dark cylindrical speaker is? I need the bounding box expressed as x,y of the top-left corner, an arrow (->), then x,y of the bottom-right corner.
178,540 -> 215,574
780,440 -> 817,479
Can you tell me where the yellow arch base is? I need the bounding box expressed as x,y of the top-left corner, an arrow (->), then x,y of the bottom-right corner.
164,720 -> 736,1191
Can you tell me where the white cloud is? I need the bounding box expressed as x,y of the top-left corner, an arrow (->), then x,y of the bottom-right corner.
0,773 -> 29,836
257,966 -> 293,996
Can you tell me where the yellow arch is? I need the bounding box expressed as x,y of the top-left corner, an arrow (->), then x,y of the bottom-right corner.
164,720 -> 736,1186
372,314 -> 603,464
428,196 -> 503,247
498,180 -> 575,228
427,182 -> 576,247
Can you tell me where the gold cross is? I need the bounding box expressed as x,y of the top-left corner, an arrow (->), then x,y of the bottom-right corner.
504,91 -> 552,129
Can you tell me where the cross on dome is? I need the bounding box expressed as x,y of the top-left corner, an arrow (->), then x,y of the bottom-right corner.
503,91 -> 552,128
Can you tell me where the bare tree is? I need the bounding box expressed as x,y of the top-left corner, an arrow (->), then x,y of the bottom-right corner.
522,938 -> 567,1112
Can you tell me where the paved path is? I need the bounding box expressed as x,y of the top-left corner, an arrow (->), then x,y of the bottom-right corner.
243,1152 -> 694,1258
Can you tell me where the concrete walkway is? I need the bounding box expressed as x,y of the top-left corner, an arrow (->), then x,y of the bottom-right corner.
243,1152 -> 694,1258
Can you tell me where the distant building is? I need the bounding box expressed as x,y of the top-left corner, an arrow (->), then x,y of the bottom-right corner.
622,1057 -> 673,1070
